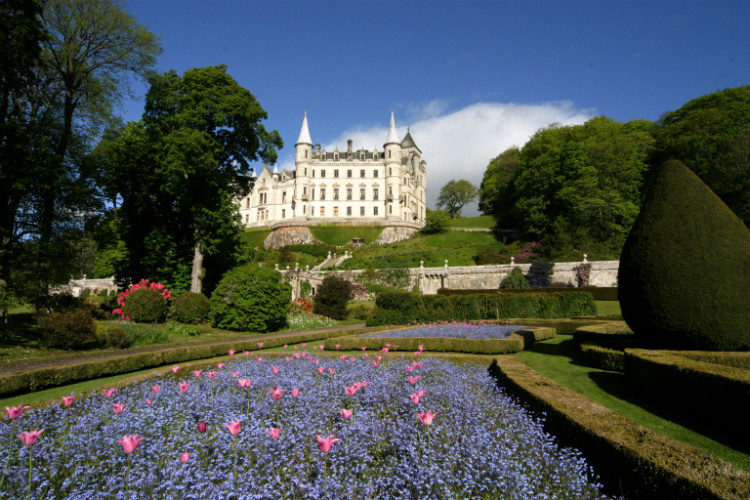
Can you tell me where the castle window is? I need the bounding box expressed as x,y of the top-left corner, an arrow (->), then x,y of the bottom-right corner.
282,209 -> 285,219
404,177 -> 407,185
303,205 -> 306,214
388,150 -> 391,158
360,188 -> 365,200
311,206 -> 314,216
360,206 -> 365,216
311,188 -> 315,200
373,188 -> 379,201
282,192 -> 286,203
245,214 -> 249,223
303,186 -> 307,195
346,188 -> 352,200
333,207 -> 338,217
305,150 -> 308,159
305,168 -> 307,176
389,186 -> 393,196
312,170 -> 315,178
389,205 -> 393,214
334,153 -> 339,160
320,188 -> 326,201
246,198 -> 250,209
334,188 -> 339,200
347,170 -> 352,178
320,207 -> 325,216
347,206 -> 352,216
374,170 -> 378,178
389,168 -> 392,176
334,169 -> 339,178
374,207 -> 379,216
360,169 -> 365,178
321,170 -> 326,178
360,154 -> 364,161
321,153 -> 326,160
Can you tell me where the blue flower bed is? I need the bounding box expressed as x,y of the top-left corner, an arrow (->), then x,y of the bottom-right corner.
1,355 -> 611,499
363,321 -> 527,340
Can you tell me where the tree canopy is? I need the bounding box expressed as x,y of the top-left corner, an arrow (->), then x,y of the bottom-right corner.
97,65 -> 282,293
436,179 -> 478,219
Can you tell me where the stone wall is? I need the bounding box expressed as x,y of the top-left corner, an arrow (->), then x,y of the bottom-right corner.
285,260 -> 620,297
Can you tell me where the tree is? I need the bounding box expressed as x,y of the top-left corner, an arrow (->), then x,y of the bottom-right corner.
654,86 -> 750,226
478,147 -> 520,227
99,66 -> 283,293
313,275 -> 353,320
436,179 -> 478,219
421,209 -> 450,234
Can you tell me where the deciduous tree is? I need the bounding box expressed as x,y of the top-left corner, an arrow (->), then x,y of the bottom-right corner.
436,179 -> 477,219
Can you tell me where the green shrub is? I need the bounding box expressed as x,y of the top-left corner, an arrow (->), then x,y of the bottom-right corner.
619,160 -> 750,351
421,209 -> 450,234
170,292 -> 210,324
118,322 -> 170,345
47,293 -> 84,312
473,246 -> 505,265
165,321 -> 203,336
122,287 -> 168,323
104,326 -> 133,349
347,302 -> 374,320
314,275 -> 353,320
500,267 -> 529,289
209,264 -> 291,332
39,309 -> 98,350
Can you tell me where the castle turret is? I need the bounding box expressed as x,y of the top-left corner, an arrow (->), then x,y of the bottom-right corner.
295,111 -> 314,217
384,111 -> 402,220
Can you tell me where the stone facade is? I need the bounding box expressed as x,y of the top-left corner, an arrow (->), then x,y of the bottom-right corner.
237,112 -> 427,232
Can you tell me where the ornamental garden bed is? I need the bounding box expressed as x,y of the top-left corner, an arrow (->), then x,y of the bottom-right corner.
323,321 -> 556,354
0,355 -> 610,499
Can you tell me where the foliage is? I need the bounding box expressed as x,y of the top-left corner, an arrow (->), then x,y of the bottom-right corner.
436,179 -> 478,219
299,280 -> 312,299
114,279 -> 172,323
618,160 -> 750,351
421,209 -> 450,234
165,321 -> 204,337
347,301 -> 375,320
284,313 -> 337,331
289,297 -> 312,315
444,215 -> 496,228
500,267 -> 530,289
38,309 -> 98,350
479,147 -> 520,227
116,322 -> 170,345
308,225 -> 384,246
103,325 -> 132,349
209,264 -> 291,332
170,292 -> 210,324
313,275 -> 353,320
654,85 -> 750,226
97,65 -> 282,293
473,246 -> 505,265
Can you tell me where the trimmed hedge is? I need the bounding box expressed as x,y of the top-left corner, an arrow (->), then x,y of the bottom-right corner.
323,326 -> 555,355
0,327 -> 388,398
624,349 -> 750,447
579,341 -> 629,372
489,356 -> 750,500
438,287 -> 619,301
367,291 -> 596,326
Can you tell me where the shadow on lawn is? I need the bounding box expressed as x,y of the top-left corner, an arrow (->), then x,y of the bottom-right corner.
0,312 -> 40,348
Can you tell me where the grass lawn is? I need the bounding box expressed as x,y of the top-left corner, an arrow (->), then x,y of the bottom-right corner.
594,300 -> 621,316
514,334 -> 750,472
445,215 -> 495,228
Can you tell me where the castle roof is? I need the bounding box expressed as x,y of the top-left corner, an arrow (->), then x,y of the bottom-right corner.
401,131 -> 421,153
385,111 -> 400,145
296,111 -> 313,146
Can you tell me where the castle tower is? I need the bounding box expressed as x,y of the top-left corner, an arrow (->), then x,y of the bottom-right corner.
295,111 -> 314,217
384,111 -> 402,220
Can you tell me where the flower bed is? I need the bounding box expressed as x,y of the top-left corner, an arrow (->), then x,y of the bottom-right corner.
1,355 -> 610,499
363,321 -> 527,340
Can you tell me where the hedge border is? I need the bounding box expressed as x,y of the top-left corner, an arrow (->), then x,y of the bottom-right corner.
624,348 -> 750,447
0,327 -> 388,398
323,326 -> 555,354
489,356 -> 750,500
437,286 -> 619,301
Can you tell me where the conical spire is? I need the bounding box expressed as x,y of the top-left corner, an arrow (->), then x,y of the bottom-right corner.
384,111 -> 400,145
296,111 -> 313,146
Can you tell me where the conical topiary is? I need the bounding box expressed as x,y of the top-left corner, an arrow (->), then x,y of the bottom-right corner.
618,160 -> 750,351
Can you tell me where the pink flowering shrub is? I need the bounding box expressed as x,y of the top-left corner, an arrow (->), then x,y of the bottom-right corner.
289,297 -> 312,315
113,279 -> 172,323
513,241 -> 544,263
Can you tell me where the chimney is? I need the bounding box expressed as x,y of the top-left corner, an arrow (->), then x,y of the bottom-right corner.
347,139 -> 353,153
315,144 -> 321,153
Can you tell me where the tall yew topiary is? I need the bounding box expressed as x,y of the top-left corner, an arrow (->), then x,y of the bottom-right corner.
313,275 -> 353,320
618,160 -> 750,350
209,264 -> 291,332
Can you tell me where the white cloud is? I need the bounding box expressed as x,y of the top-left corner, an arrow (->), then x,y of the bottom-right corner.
278,101 -> 594,215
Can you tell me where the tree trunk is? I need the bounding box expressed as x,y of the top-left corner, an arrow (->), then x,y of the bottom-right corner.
191,239 -> 203,293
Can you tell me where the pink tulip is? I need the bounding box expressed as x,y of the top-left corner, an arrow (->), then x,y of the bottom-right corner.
271,366 -> 280,374
340,409 -> 353,419
243,350 -> 250,357
362,353 -> 369,359
376,355 -> 383,361
414,351 -> 421,357
180,452 -> 190,463
417,410 -> 437,426
361,381 -> 370,388
410,394 -> 420,405
112,402 -> 128,414
207,371 -> 218,379
340,355 -> 347,361
197,421 -> 207,433
171,365 -> 180,373
302,343 -> 307,348
151,385 -> 161,394
294,345 -> 298,350
385,343 -> 391,348
417,389 -> 426,398
228,350 -> 236,356
256,357 -> 263,362
328,368 -> 335,375
146,398 -> 153,405
335,344 -> 340,350
232,371 -> 239,378
285,357 -> 292,363
267,427 -> 282,440
217,363 -> 225,369
316,434 -> 340,453
178,382 -> 190,393
62,395 -> 75,407
103,388 -> 117,398
317,367 -> 325,374
118,434 -> 144,453
237,378 -> 252,388
257,342 -> 264,349
361,346 -> 367,351
17,429 -> 44,446
408,375 -> 421,385
223,420 -> 242,435
269,388 -> 284,400
319,345 -> 324,350
6,404 -> 31,419
192,370 -> 202,377
381,347 -> 389,353
418,345 -> 425,352
313,346 -> 318,350
291,388 -> 301,398
372,361 -> 379,367
283,344 -> 288,349
406,366 -> 414,373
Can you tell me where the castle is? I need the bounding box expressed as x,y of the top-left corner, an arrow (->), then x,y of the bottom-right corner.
238,112 -> 427,235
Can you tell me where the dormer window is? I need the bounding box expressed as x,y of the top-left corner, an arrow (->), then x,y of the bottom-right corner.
334,153 -> 339,160
360,153 -> 365,161
321,153 -> 326,160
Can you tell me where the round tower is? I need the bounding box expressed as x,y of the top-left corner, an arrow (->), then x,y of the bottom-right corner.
384,111 -> 402,220
295,111 -> 314,217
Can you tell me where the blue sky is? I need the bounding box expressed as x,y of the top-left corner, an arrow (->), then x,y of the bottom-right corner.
122,0 -> 750,214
